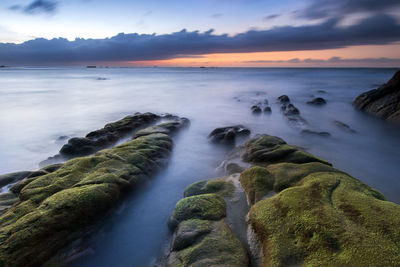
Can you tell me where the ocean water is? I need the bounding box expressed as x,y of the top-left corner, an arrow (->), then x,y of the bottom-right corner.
0,67 -> 399,266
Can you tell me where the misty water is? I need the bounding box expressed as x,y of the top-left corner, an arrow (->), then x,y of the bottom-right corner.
0,67 -> 399,266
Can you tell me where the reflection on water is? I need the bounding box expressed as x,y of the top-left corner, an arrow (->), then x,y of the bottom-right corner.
0,67 -> 399,266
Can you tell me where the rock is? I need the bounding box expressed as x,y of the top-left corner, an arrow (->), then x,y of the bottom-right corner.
241,135 -> 331,166
354,70 -> 400,124
277,95 -> 290,103
0,120 -> 184,267
0,171 -> 32,188
239,166 -> 274,205
301,129 -> 331,137
263,106 -> 272,113
317,89 -> 326,93
251,105 -> 262,114
232,134 -> 400,267
134,118 -> 189,138
285,104 -> 300,115
0,193 -> 19,214
49,112 -> 161,161
40,163 -> 64,173
166,180 -> 249,267
183,179 -> 235,198
208,125 -> 250,144
225,163 -> 245,174
168,194 -> 226,229
333,120 -> 357,133
307,97 -> 327,105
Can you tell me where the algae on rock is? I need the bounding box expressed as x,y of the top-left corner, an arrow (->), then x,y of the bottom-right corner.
0,120 -> 184,266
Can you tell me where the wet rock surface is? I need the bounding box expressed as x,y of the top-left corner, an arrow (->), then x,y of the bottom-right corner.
231,135 -> 400,266
208,125 -> 251,144
0,117 -> 187,267
355,70 -> 400,124
40,112 -> 183,166
307,97 -> 327,105
166,179 -> 249,267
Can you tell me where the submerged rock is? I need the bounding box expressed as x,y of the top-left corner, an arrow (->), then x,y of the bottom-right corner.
0,171 -> 32,188
263,106 -> 272,113
354,70 -> 400,124
0,119 -> 186,266
333,120 -> 357,133
277,95 -> 290,103
208,125 -> 250,144
301,129 -> 331,137
307,97 -> 327,105
251,105 -> 262,114
285,103 -> 300,115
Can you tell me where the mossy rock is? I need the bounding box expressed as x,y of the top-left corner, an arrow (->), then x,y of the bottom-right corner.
239,166 -> 274,205
249,171 -> 400,266
171,219 -> 213,251
168,194 -> 226,229
134,119 -> 188,138
242,135 -> 331,166
0,131 -> 174,266
266,162 -> 342,192
183,179 -> 235,198
167,220 -> 249,267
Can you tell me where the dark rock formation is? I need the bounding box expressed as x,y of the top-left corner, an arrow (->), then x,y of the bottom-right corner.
301,129 -> 331,137
307,97 -> 327,105
354,70 -> 400,124
0,118 -> 187,266
251,105 -> 262,114
277,95 -> 290,103
263,106 -> 272,113
208,125 -> 250,144
333,120 -> 357,133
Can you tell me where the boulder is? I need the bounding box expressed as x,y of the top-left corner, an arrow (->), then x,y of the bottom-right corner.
354,70 -> 400,124
277,95 -> 290,103
307,97 -> 327,105
208,125 -> 250,144
251,105 -> 262,114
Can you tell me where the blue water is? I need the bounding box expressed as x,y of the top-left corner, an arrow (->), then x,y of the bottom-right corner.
0,67 -> 399,266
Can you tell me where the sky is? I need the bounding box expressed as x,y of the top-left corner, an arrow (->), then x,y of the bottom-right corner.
0,0 -> 399,67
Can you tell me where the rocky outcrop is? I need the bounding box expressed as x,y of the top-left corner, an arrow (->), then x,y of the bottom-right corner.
40,112 -> 186,166
355,70 -> 400,124
208,125 -> 250,144
166,179 -> 249,267
237,135 -> 400,266
0,118 -> 188,267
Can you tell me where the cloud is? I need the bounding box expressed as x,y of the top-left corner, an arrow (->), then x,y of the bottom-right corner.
263,14 -> 280,21
211,13 -> 223,18
9,0 -> 58,15
297,0 -> 400,20
246,57 -> 400,65
0,14 -> 399,65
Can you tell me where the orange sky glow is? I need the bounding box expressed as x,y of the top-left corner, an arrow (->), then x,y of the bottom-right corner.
126,43 -> 400,67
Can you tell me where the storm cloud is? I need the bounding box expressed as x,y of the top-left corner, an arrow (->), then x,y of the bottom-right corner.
297,0 -> 400,19
0,14 -> 400,65
9,0 -> 58,15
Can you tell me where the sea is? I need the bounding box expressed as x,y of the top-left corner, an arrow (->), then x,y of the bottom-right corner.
0,67 -> 399,266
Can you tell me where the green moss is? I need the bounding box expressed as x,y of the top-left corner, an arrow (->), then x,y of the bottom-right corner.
239,166 -> 274,205
168,220 -> 249,267
169,194 -> 226,229
0,131 -> 174,266
249,171 -> 400,267
266,162 -> 341,192
242,135 -> 331,166
184,179 -> 235,198
172,219 -> 213,251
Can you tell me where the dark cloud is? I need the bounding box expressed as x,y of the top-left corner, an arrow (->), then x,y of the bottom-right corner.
0,14 -> 399,65
297,0 -> 400,19
263,14 -> 280,21
9,0 -> 58,15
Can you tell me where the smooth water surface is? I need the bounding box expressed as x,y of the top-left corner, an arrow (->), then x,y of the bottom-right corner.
0,67 -> 399,266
